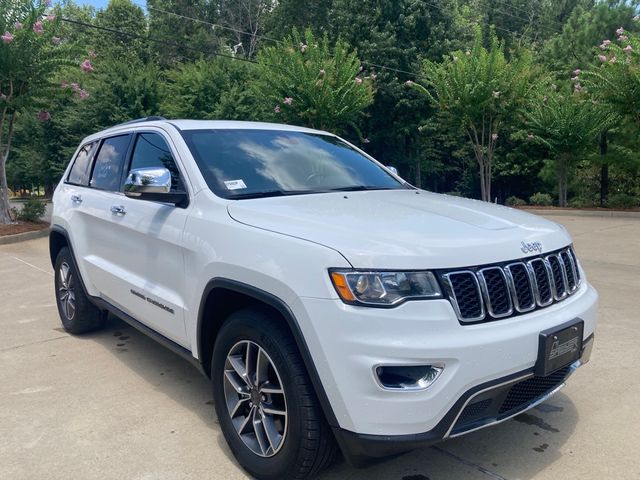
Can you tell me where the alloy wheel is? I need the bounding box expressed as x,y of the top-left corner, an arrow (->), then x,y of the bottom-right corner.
58,262 -> 76,321
223,340 -> 288,458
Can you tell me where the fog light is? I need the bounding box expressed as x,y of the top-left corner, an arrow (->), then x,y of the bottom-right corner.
375,365 -> 443,391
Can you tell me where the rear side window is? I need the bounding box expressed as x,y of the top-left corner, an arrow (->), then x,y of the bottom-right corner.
67,142 -> 97,186
90,135 -> 131,191
129,133 -> 183,192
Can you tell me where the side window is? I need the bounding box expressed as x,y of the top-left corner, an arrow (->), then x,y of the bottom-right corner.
67,142 -> 96,186
129,133 -> 183,192
90,135 -> 131,191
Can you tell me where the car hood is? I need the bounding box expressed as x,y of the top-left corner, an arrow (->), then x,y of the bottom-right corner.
227,190 -> 571,269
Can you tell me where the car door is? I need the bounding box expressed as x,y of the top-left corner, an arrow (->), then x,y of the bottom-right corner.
80,130 -> 190,346
67,133 -> 133,302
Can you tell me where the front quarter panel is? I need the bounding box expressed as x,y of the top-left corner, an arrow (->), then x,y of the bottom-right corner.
183,190 -> 350,358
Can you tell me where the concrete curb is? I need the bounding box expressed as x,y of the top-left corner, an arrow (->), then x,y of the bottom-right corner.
521,208 -> 640,219
0,227 -> 49,245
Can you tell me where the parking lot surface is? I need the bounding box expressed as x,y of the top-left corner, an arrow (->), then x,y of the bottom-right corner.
1,214 -> 639,480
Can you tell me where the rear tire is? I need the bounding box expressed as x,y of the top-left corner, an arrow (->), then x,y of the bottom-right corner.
54,247 -> 105,334
212,308 -> 337,479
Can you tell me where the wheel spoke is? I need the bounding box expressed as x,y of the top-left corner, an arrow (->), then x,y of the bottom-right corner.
65,297 -> 76,320
229,396 -> 250,419
259,382 -> 283,395
236,406 -> 255,435
260,408 -> 281,453
228,354 -> 251,388
59,264 -> 69,288
256,348 -> 269,386
252,408 -> 270,456
224,369 -> 249,395
261,405 -> 287,417
245,343 -> 258,387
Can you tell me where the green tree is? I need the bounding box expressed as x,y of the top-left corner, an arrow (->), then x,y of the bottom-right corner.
163,58 -> 260,120
414,29 -> 536,201
94,0 -> 148,61
581,27 -> 640,125
0,0 -> 78,223
327,0 -> 470,186
525,89 -> 617,206
264,0 -> 331,38
543,1 -> 639,78
147,0 -> 221,66
252,28 -> 374,135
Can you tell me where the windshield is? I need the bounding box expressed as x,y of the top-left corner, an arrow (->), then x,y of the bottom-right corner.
181,129 -> 407,199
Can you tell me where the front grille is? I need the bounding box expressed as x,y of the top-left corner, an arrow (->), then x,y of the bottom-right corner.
499,365 -> 571,415
451,366 -> 571,435
441,246 -> 581,323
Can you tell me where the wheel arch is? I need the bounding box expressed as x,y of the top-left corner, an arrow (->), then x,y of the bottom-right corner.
197,278 -> 339,428
49,225 -> 70,268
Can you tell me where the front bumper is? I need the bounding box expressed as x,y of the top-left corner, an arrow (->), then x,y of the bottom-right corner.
334,338 -> 592,465
295,281 -> 597,451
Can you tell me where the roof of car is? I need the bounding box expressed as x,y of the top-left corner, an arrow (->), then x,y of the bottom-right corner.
88,119 -> 331,141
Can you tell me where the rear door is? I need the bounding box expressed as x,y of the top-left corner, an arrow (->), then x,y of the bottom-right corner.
71,133 -> 134,305
83,130 -> 191,345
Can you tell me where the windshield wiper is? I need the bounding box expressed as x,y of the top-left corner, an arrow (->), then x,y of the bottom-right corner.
328,186 -> 400,192
230,189 -> 330,200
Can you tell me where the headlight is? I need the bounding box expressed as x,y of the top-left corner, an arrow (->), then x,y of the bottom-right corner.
329,270 -> 442,306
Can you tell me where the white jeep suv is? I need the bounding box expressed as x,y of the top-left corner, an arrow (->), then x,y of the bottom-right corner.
50,117 -> 597,479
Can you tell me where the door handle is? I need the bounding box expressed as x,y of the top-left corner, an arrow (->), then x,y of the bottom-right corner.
110,205 -> 126,215
71,194 -> 83,204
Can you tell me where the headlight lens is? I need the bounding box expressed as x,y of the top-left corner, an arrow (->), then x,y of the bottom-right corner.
330,270 -> 442,306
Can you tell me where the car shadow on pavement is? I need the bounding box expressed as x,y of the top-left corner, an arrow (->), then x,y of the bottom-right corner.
81,315 -> 580,480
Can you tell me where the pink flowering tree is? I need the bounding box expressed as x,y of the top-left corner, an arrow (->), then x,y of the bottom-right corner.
411,29 -> 536,202
0,0 -> 79,223
581,25 -> 640,125
252,28 -> 374,135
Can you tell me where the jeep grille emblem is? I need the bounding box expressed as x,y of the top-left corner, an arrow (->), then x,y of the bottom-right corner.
521,241 -> 543,254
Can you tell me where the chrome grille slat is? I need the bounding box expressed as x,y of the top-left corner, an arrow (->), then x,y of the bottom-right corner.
477,267 -> 513,318
505,263 -> 536,312
441,271 -> 485,322
442,247 -> 581,323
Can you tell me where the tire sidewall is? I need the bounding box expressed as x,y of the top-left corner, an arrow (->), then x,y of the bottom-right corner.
212,311 -> 307,480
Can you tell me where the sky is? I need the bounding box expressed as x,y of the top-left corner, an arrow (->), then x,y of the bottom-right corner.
62,0 -> 112,9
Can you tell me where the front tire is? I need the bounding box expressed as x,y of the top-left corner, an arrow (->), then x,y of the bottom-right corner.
212,308 -> 337,479
54,247 -> 105,334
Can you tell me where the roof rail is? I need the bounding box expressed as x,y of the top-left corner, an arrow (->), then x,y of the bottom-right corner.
113,116 -> 167,127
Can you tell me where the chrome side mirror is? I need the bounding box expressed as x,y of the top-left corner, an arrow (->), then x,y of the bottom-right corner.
124,167 -> 171,196
123,167 -> 189,207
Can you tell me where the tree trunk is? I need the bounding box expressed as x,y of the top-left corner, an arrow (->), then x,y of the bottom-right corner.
0,149 -> 13,224
478,160 -> 491,202
599,132 -> 608,207
557,157 -> 568,208
414,155 -> 421,189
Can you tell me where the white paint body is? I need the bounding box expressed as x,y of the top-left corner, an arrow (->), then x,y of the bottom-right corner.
52,120 -> 598,437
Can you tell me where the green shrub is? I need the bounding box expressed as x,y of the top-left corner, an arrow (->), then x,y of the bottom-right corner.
529,192 -> 554,206
607,193 -> 639,210
505,196 -> 526,207
16,198 -> 46,223
568,197 -> 597,208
